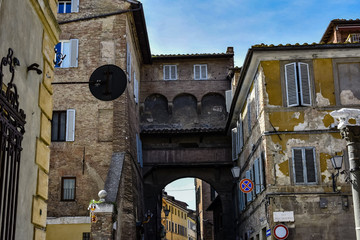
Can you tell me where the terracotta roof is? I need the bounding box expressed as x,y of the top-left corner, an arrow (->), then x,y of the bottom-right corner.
141,127 -> 225,134
321,19 -> 360,43
152,52 -> 233,60
250,42 -> 360,49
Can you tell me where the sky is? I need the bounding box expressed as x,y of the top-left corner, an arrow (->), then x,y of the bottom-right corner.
141,0 -> 360,67
141,0 -> 360,210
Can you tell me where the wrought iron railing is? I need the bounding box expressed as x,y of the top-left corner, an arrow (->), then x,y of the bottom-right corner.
0,48 -> 26,240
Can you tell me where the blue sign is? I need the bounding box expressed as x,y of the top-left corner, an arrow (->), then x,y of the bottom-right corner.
266,229 -> 271,237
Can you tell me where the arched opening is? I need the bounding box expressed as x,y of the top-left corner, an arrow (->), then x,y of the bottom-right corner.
172,94 -> 198,128
200,93 -> 227,127
142,94 -> 169,125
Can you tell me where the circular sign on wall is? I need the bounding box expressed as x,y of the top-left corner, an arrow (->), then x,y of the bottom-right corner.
273,224 -> 289,240
239,178 -> 254,193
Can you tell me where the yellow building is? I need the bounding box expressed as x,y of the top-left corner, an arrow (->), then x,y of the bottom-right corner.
162,193 -> 189,240
228,38 -> 360,239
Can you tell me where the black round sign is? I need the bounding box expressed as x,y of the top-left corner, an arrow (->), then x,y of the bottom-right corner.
89,64 -> 127,101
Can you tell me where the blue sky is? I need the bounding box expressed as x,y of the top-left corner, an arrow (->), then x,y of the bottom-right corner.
165,178 -> 196,210
141,0 -> 360,66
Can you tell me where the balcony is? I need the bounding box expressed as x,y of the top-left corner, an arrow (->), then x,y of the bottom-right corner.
345,33 -> 360,43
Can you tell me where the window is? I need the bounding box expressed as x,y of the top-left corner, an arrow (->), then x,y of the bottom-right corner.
292,147 -> 317,184
58,0 -> 79,13
61,177 -> 76,201
164,65 -> 177,80
136,134 -> 143,167
254,156 -> 265,194
134,72 -> 139,103
284,62 -> 311,107
127,43 -> 132,81
51,109 -> 76,142
194,64 -> 207,80
55,39 -> 79,68
82,232 -> 90,240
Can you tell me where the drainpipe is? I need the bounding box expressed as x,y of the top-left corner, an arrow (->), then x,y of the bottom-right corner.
331,108 -> 360,240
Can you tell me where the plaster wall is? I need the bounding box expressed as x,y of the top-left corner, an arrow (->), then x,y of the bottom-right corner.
46,223 -> 90,240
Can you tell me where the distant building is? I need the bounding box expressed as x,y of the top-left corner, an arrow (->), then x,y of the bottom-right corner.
321,19 -> 360,43
195,179 -> 214,240
162,193 -> 189,240
187,210 -> 197,240
228,38 -> 360,239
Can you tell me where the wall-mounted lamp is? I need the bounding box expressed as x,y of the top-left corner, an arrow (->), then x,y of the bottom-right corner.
163,206 -> 170,217
231,166 -> 241,179
331,155 -> 343,192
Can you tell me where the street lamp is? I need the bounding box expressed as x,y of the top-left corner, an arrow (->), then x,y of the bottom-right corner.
330,155 -> 343,192
231,166 -> 241,179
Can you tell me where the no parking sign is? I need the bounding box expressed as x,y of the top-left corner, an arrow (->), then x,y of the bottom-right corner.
239,178 -> 254,193
273,224 -> 289,240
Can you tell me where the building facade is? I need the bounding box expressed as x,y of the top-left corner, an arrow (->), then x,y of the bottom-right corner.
321,19 -> 360,43
195,179 -> 214,240
228,42 -> 360,239
47,0 -> 150,239
0,0 -> 59,239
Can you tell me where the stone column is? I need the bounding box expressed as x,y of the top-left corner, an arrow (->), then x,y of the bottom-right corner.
331,108 -> 360,240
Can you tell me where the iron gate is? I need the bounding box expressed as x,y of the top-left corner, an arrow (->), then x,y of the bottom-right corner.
0,48 -> 26,240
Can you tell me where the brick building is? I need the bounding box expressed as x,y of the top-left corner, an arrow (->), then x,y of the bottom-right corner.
321,19 -> 360,43
47,0 -> 150,239
228,40 -> 360,239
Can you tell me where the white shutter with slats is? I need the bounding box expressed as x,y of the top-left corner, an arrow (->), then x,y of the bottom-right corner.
285,62 -> 299,107
254,158 -> 260,194
164,65 -> 170,80
194,65 -> 200,80
201,65 -> 207,79
298,62 -> 311,106
225,90 -> 232,112
66,109 -> 75,141
69,39 -> 78,67
231,128 -> 237,161
134,73 -> 138,103
71,0 -> 79,12
170,65 -> 176,80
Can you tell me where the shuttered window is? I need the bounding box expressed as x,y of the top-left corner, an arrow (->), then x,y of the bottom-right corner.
254,155 -> 265,194
52,109 -> 76,142
225,90 -> 232,112
134,72 -> 139,103
285,62 -> 311,107
292,147 -> 317,184
237,118 -> 243,153
246,170 -> 252,202
127,43 -> 131,82
55,39 -> 78,68
136,134 -> 143,168
58,0 -> 79,13
164,65 -> 177,80
194,64 -> 207,80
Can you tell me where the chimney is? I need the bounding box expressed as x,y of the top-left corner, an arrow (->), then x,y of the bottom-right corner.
226,47 -> 234,54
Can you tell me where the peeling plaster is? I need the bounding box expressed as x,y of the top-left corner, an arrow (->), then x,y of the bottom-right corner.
316,92 -> 330,107
292,112 -> 300,119
294,108 -> 329,131
340,90 -> 360,105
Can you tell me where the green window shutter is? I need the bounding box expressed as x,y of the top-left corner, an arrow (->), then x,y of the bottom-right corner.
293,148 -> 304,183
305,148 -> 316,183
298,62 -> 311,106
66,109 -> 76,141
285,62 -> 299,107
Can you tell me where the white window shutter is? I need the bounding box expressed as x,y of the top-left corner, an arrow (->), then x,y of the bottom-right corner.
164,65 -> 170,80
225,90 -> 232,112
71,0 -> 79,12
127,43 -> 131,82
170,65 -> 176,80
231,128 -> 237,161
235,122 -> 240,156
134,77 -> 139,104
201,65 -> 207,79
239,119 -> 243,151
194,65 -> 200,80
285,62 -> 299,106
255,74 -> 260,118
69,39 -> 78,67
298,62 -> 311,106
66,109 -> 76,141
254,158 -> 260,194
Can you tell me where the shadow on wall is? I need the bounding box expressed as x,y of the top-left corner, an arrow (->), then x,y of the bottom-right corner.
141,93 -> 227,130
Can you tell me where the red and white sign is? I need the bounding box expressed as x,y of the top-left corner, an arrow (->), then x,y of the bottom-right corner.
273,224 -> 289,240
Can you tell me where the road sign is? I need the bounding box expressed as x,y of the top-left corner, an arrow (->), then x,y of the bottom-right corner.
273,224 -> 289,240
266,229 -> 271,237
239,178 -> 254,193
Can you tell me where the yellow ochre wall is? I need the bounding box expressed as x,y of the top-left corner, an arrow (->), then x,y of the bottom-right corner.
46,224 -> 91,240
